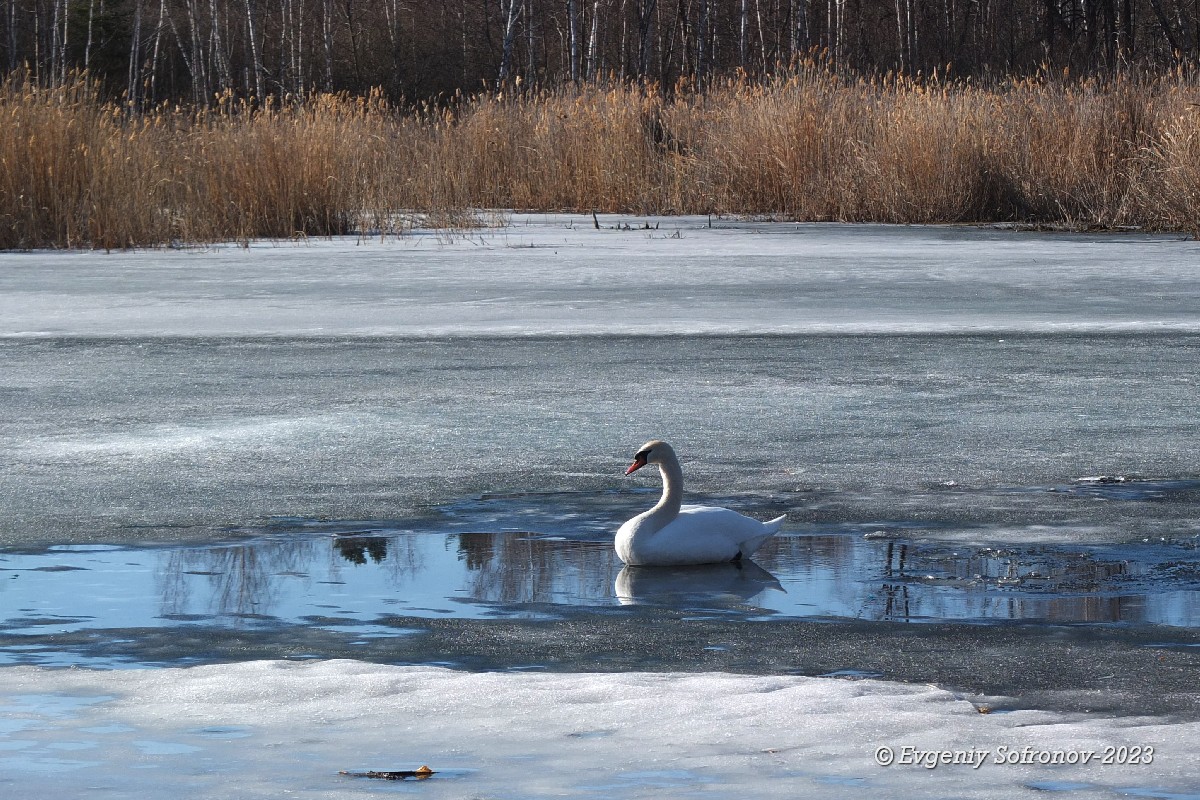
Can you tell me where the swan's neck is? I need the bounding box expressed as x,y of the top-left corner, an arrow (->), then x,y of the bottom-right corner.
644,456 -> 683,527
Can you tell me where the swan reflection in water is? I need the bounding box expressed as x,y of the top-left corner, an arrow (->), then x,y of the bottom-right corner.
330,529 -> 785,610
614,561 -> 784,607
147,521 -> 1194,626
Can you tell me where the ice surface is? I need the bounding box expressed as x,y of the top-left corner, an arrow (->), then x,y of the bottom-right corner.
4,332 -> 1200,546
3,216 -> 1199,338
3,216 -> 1200,545
4,217 -> 1200,796
1,661 -> 1197,799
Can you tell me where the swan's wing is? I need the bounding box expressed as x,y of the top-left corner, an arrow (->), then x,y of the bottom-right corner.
636,507 -> 775,564
736,515 -> 788,558
684,507 -> 785,557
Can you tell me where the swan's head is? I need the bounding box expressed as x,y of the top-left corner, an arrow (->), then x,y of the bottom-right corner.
624,440 -> 675,475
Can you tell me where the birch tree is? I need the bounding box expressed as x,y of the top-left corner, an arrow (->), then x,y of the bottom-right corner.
567,0 -> 579,80
498,0 -> 520,82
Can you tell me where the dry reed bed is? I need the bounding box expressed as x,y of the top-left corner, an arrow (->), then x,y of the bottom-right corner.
2,72 -> 1199,249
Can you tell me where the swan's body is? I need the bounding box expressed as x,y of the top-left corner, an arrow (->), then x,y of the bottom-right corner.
616,440 -> 785,566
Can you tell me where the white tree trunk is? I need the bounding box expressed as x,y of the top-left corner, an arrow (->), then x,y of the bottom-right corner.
586,0 -> 600,80
243,0 -> 265,98
148,0 -> 166,101
127,0 -> 143,104
567,0 -> 579,80
322,0 -> 335,90
84,0 -> 95,72
497,0 -> 521,83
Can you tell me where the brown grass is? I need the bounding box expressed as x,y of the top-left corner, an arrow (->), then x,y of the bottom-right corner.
2,68 -> 1199,249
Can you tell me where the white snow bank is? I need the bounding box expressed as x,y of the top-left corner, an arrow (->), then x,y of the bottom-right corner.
1,661 -> 1196,798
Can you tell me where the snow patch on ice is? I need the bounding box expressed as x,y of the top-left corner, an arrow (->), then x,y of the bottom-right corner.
0,661 -> 1196,798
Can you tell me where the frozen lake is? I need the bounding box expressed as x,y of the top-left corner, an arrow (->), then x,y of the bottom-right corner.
2,215 -> 1199,797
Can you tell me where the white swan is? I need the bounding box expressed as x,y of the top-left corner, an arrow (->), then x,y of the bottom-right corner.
615,440 -> 786,566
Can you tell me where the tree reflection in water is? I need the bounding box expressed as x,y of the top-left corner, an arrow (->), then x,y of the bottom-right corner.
157,537 -> 320,620
455,532 -> 618,606
326,532 -> 426,587
456,533 -> 494,572
879,541 -> 911,621
749,532 -> 1185,625
334,536 -> 388,565
150,522 -> 1196,626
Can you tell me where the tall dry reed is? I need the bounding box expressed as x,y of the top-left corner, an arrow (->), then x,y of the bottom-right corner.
2,68 -> 1199,249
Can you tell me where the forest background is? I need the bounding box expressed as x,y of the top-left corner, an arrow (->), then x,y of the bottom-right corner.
2,0 -> 1199,247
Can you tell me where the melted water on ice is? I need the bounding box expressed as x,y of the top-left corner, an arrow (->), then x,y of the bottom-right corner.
3,484 -> 1199,669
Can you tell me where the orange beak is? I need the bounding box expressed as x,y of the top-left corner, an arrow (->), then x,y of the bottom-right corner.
625,455 -> 647,475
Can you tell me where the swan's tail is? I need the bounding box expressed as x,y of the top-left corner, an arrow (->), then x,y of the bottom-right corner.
740,514 -> 787,558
